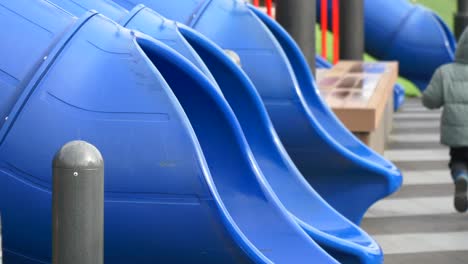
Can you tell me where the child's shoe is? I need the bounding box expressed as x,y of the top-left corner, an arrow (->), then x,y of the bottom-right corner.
454,174 -> 468,213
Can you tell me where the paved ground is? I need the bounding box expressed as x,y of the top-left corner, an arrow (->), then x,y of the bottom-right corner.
362,99 -> 468,264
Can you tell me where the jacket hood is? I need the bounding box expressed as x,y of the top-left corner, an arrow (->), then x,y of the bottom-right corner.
456,29 -> 468,64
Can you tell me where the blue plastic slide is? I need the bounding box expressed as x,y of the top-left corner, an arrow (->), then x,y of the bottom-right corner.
114,0 -> 403,225
318,0 -> 456,91
316,54 -> 333,68
177,25 -> 382,263
393,83 -> 406,111
0,0 -> 338,263
49,0 -> 384,262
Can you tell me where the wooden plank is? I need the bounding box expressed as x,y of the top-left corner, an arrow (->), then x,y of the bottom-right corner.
317,61 -> 398,132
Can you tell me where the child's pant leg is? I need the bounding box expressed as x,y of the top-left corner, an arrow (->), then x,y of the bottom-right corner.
449,147 -> 468,181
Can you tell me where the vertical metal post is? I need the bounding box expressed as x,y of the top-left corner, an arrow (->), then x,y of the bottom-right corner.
455,0 -> 468,39
339,0 -> 364,60
276,0 -> 316,75
321,0 -> 328,59
332,0 -> 340,64
52,140 -> 104,264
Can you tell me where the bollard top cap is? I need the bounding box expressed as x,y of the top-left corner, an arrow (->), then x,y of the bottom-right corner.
53,140 -> 103,169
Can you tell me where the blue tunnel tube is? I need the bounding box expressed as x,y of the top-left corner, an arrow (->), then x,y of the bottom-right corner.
114,0 -> 403,225
0,1 -> 339,263
365,0 -> 456,91
49,0 -> 218,85
47,0 -> 383,262
317,0 -> 456,91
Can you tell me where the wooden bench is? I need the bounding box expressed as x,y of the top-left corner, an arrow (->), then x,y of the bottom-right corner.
317,61 -> 398,153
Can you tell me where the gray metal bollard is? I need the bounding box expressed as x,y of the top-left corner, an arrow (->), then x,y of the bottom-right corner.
455,0 -> 468,40
339,0 -> 365,60
52,140 -> 104,264
276,0 -> 317,75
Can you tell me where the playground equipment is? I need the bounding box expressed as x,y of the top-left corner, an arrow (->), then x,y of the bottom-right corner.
313,0 -> 405,111
393,83 -> 406,111
33,0 -> 384,262
177,25 -> 383,263
0,0 -> 339,263
316,54 -> 333,68
112,0 -> 403,225
366,0 -> 456,91
318,0 -> 456,91
315,55 -> 405,112
49,0 -> 217,84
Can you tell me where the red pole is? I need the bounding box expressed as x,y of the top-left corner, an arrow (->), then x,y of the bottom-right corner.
321,0 -> 328,59
332,0 -> 340,64
253,0 -> 259,7
266,0 -> 273,17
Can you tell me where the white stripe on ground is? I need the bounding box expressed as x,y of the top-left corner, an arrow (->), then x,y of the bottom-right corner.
367,99 -> 468,259
390,134 -> 440,143
401,104 -> 424,109
373,231 -> 468,255
385,149 -> 448,162
365,197 -> 454,218
394,113 -> 441,119
401,170 -> 452,185
399,108 -> 440,113
402,100 -> 423,104
400,104 -> 429,109
393,121 -> 439,129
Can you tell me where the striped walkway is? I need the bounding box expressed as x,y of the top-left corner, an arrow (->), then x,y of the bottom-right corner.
362,99 -> 468,264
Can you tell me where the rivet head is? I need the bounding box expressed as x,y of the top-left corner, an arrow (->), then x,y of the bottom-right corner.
73,172 -> 79,177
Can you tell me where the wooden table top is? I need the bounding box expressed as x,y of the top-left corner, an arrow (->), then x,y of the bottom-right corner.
317,61 -> 398,132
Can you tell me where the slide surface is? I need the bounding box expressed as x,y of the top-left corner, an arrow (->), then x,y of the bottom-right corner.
178,25 -> 382,263
0,1 -> 337,263
119,0 -> 403,225
55,0 -> 387,261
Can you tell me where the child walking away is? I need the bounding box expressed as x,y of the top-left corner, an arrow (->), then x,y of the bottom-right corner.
423,28 -> 468,213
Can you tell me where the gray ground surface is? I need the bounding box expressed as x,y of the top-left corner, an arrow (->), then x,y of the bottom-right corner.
362,99 -> 468,264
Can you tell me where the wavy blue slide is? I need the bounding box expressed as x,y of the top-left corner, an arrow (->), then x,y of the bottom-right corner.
42,0 -> 384,262
318,0 -> 456,91
126,0 -> 403,225
177,26 -> 382,263
0,0 -> 338,263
